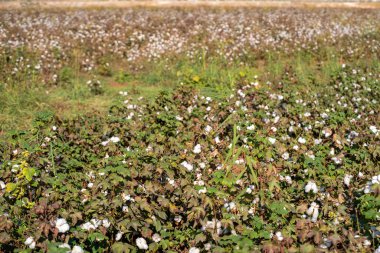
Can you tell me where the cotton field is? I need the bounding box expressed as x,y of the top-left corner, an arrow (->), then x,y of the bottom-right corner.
0,5 -> 379,253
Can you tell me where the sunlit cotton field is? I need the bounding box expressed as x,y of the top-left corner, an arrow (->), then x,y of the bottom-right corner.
0,3 -> 380,253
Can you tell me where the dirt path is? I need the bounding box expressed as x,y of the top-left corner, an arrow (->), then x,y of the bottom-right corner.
1,1 -> 380,10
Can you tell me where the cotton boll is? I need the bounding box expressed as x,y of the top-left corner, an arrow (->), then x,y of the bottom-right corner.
305,183 -> 312,193
320,238 -> 333,249
268,137 -> 276,144
0,181 -> 5,190
102,219 -> 111,228
198,187 -> 207,194
152,233 -> 161,242
363,239 -> 371,247
332,157 -> 342,164
55,218 -> 70,233
189,247 -> 200,253
116,231 -> 123,241
344,174 -> 353,187
369,126 -> 378,135
80,219 -> 101,231
205,125 -> 212,134
193,144 -> 202,154
204,243 -> 211,251
58,243 -> 71,252
281,152 -> 289,160
24,237 -> 36,249
364,185 -> 371,194
298,137 -> 306,144
174,215 -> 182,223
311,205 -> 319,222
202,219 -> 222,235
136,237 -> 148,250
306,202 -> 317,216
80,222 -> 95,231
275,231 -> 284,241
90,219 -> 102,228
122,193 -> 134,202
247,124 -> 255,131
285,176 -> 292,184
168,178 -> 175,186
322,129 -> 332,137
72,246 -> 84,253
371,175 -> 380,184
234,158 -> 244,164
305,181 -> 318,193
181,161 -> 193,171
311,184 -> 318,193
110,136 -> 120,143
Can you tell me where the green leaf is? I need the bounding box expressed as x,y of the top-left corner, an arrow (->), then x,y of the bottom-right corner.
111,243 -> 132,253
22,167 -> 36,181
5,183 -> 17,193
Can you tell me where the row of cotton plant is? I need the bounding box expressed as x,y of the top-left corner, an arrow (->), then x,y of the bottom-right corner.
1,8 -> 379,85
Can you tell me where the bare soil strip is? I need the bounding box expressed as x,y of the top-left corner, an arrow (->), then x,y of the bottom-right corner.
1,1 -> 380,10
